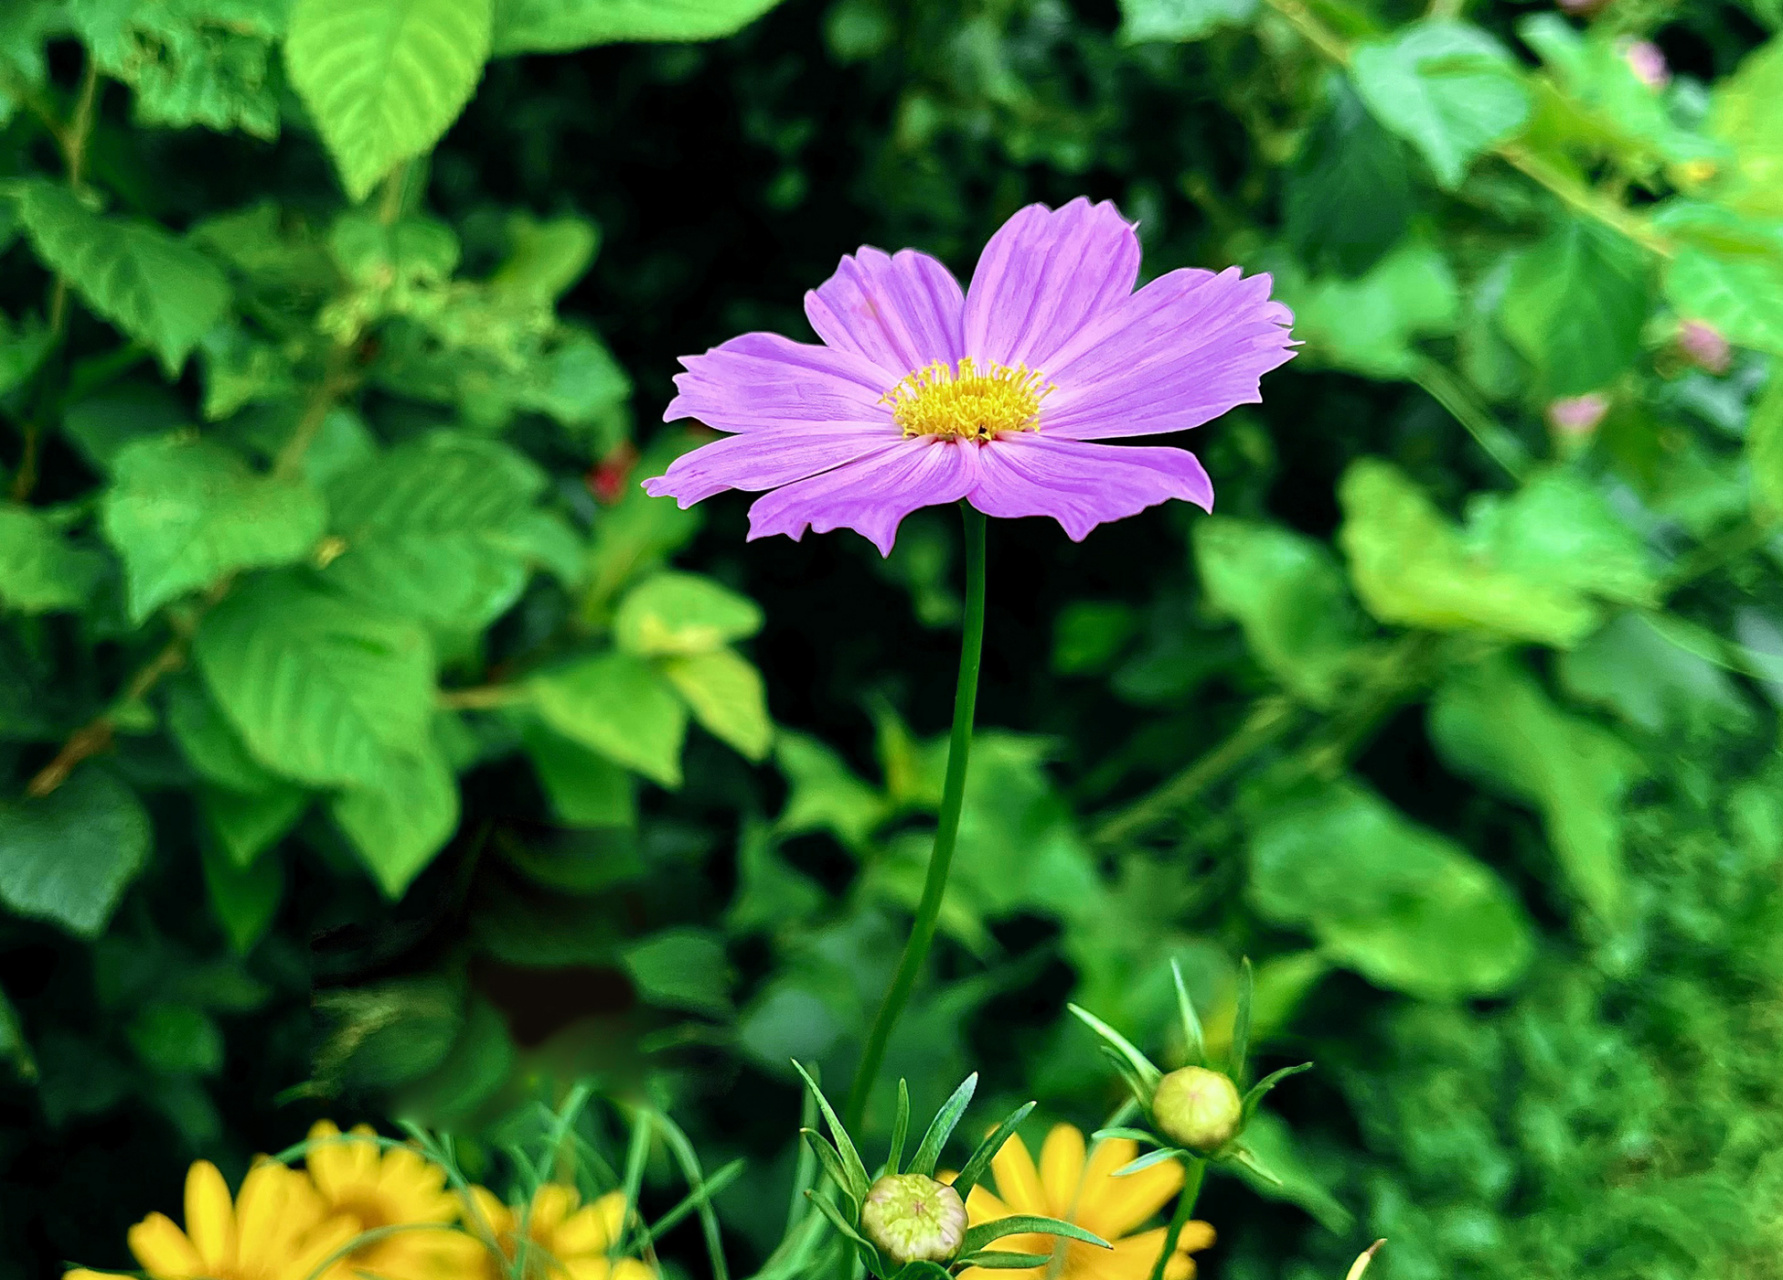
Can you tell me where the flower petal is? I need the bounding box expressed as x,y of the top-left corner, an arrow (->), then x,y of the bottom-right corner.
128,1213 -> 205,1279
183,1161 -> 236,1271
1084,1155 -> 1184,1239
963,199 -> 1141,371
665,332 -> 893,434
1041,267 -> 1295,440
987,1132 -> 1049,1218
805,247 -> 966,376
746,438 -> 976,556
968,435 -> 1212,541
643,422 -> 900,508
1039,1124 -> 1086,1219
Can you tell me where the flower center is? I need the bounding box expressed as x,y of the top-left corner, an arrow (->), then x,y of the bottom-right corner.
883,357 -> 1052,441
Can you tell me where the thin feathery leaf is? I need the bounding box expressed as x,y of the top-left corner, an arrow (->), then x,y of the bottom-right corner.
888,1079 -> 911,1176
786,1084 -> 821,1236
910,1073 -> 978,1176
1069,1004 -> 1162,1092
802,1128 -> 860,1210
1112,1147 -> 1186,1177
1171,959 -> 1206,1067
642,1159 -> 747,1245
1089,1126 -> 1158,1145
951,1101 -> 1035,1202
1230,958 -> 1255,1084
1226,1143 -> 1282,1187
1099,1044 -> 1151,1106
956,1253 -> 1055,1270
794,1060 -> 869,1201
805,1187 -> 875,1253
1241,1062 -> 1313,1121
962,1215 -> 1111,1255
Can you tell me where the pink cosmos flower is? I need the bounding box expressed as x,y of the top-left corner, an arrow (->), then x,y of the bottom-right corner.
643,199 -> 1296,554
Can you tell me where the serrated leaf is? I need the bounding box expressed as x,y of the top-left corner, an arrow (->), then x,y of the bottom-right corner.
1285,77 -> 1416,276
0,504 -> 106,615
102,434 -> 327,622
194,574 -> 435,788
530,651 -> 687,788
330,736 -> 460,897
1289,238 -> 1460,378
1499,217 -> 1651,395
286,0 -> 495,201
1117,0 -> 1255,42
166,677 -> 286,794
492,0 -> 784,53
201,837 -> 283,954
1656,203 -> 1783,355
1351,21 -> 1532,189
661,648 -> 773,762
0,768 -> 151,939
615,571 -> 764,655
519,718 -> 636,828
11,180 -> 230,373
202,784 -> 308,868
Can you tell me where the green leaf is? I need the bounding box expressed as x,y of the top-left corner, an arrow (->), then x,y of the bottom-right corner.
195,574 -> 436,788
792,1059 -> 869,1202
490,213 -> 600,303
285,0 -> 495,201
1288,238 -> 1460,378
1246,777 -> 1534,999
0,504 -> 106,614
201,838 -> 283,954
908,1072 -> 978,1177
1111,1148 -> 1183,1177
10,180 -> 230,373
519,718 -> 637,828
0,983 -> 33,1081
1350,21 -> 1532,189
314,975 -> 463,1089
1429,655 -> 1644,921
950,1100 -> 1035,1201
888,1079 -> 911,1176
622,928 -> 734,1017
321,432 -> 548,629
127,1003 -> 224,1075
166,677 -> 284,795
1748,372 -> 1783,519
661,648 -> 773,762
1193,516 -> 1368,708
1460,469 -> 1658,609
1285,76 -> 1416,277
1708,35 -> 1783,219
0,768 -> 151,939
1065,1005 -> 1163,1093
1656,203 -> 1783,355
492,0 -> 785,53
957,1254 -> 1056,1270
775,730 -> 887,849
1558,611 -> 1750,735
1117,0 -> 1256,43
330,736 -> 460,897
530,651 -> 687,788
202,785 -> 308,868
101,434 -> 327,622
1499,218 -> 1651,395
960,1216 -> 1110,1256
98,0 -> 286,140
1239,1062 -> 1314,1121
615,571 -> 764,655
0,312 -> 54,398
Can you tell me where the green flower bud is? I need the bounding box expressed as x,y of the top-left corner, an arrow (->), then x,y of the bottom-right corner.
1151,1066 -> 1242,1153
859,1173 -> 968,1265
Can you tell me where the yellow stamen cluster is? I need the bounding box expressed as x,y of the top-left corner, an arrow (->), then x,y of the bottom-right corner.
883,357 -> 1052,441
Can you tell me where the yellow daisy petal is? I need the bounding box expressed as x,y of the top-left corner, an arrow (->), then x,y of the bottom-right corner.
284,1212 -> 360,1280
530,1182 -> 581,1233
183,1162 -> 237,1272
128,1212 -> 204,1278
989,1133 -> 1048,1216
1039,1125 -> 1086,1219
611,1259 -> 658,1280
593,1191 -> 628,1250
1164,1254 -> 1198,1280
1174,1221 -> 1215,1254
565,1259 -> 614,1280
554,1204 -> 613,1257
963,1183 -> 1020,1227
234,1160 -> 296,1248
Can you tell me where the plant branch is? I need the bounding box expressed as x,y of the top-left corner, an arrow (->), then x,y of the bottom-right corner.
273,343 -> 356,479
1411,358 -> 1529,481
844,502 -> 988,1133
25,635 -> 188,798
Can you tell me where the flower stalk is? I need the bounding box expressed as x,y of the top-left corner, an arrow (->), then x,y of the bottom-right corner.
845,502 -> 988,1132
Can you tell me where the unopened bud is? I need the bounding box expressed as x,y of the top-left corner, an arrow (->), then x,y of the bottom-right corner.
860,1174 -> 968,1264
1618,38 -> 1669,91
1151,1066 -> 1243,1153
1678,320 -> 1732,374
1546,393 -> 1609,438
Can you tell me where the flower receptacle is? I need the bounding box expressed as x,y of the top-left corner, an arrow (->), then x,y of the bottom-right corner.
861,1174 -> 969,1265
1151,1066 -> 1243,1153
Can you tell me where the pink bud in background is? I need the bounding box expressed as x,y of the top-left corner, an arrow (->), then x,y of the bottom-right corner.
1678,319 -> 1732,374
1548,393 -> 1610,437
1620,38 -> 1670,90
1557,0 -> 1600,13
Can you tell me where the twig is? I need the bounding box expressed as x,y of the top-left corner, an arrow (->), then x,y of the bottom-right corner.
437,684 -> 529,711
273,343 -> 356,478
25,636 -> 188,797
1412,358 -> 1530,480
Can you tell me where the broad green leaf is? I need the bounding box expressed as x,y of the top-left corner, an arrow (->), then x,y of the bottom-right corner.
1461,469 -> 1658,608
1117,0 -> 1255,43
1430,656 -> 1644,921
314,975 -> 463,1089
1558,612 -> 1750,735
1499,218 -> 1651,396
1656,202 -> 1783,355
621,928 -> 734,1016
1708,35 -> 1783,218
166,677 -> 287,794
1351,21 -> 1532,189
0,504 -> 106,614
1749,372 -> 1783,519
492,0 -> 784,53
1285,76 -> 1415,277
1518,16 -> 1706,168
202,785 -> 308,868
127,1003 -> 224,1075
101,434 -> 327,622
491,213 -> 600,303
285,0 -> 495,202
1246,777 -> 1534,999
0,4 -> 57,129
194,574 -> 436,788
10,180 -> 230,373
519,718 -> 638,828
396,995 -> 515,1122
1338,460 -> 1598,646
662,648 -> 773,761
584,433 -> 706,618
0,768 -> 151,939
321,432 -> 548,629
614,570 -> 764,655
531,651 -> 687,787
201,838 -> 283,954
0,983 -> 32,1081
330,736 -> 460,897
774,731 -> 887,848
1289,239 -> 1460,378
93,0 -> 286,140
0,312 -> 54,397
1193,516 -> 1369,708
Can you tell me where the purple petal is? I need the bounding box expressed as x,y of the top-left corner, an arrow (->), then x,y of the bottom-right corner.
665,332 -> 893,433
967,434 -> 1212,541
805,248 -> 966,378
643,423 -> 901,507
746,437 -> 978,556
962,199 -> 1141,370
1040,267 -> 1296,440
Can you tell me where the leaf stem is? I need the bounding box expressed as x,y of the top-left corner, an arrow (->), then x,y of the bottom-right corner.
844,502 -> 987,1132
1148,1159 -> 1207,1280
1410,358 -> 1529,481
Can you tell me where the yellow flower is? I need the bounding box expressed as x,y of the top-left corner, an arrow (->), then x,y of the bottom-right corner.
954,1124 -> 1215,1280
81,1157 -> 359,1280
465,1184 -> 658,1280
305,1120 -> 487,1280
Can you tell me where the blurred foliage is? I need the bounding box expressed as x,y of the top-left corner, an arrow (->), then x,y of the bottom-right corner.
3,0 -> 1783,1277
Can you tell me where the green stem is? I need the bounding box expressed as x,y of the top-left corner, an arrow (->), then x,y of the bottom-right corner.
1149,1159 -> 1207,1280
844,502 -> 987,1132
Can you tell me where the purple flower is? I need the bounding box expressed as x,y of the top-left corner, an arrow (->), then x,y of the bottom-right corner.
644,199 -> 1296,553
1678,319 -> 1732,374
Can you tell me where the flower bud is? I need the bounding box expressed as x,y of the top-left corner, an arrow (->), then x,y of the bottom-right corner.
1678,320 -> 1732,374
1618,38 -> 1670,91
860,1174 -> 968,1265
1151,1067 -> 1243,1153
1546,393 -> 1609,439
